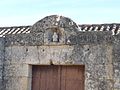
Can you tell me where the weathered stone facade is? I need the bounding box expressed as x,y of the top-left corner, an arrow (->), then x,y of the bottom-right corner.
0,15 -> 120,90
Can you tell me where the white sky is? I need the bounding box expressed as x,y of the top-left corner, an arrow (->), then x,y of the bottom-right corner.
0,0 -> 120,26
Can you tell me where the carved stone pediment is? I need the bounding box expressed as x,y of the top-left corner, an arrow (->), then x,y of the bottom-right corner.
31,15 -> 78,45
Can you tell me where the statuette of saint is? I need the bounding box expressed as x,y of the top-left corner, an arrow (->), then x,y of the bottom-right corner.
52,32 -> 58,42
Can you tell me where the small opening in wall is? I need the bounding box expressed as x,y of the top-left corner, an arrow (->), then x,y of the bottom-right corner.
26,48 -> 28,52
42,49 -> 45,52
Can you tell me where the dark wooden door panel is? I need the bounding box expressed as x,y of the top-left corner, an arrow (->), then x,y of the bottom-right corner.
32,66 -> 61,90
39,66 -> 60,90
32,65 -> 84,90
32,66 -> 40,90
61,66 -> 84,90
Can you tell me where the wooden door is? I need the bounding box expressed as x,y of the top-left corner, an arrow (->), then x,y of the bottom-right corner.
32,65 -> 85,90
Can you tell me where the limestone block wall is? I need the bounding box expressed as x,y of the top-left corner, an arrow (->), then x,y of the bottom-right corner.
1,15 -> 120,90
3,44 -> 120,90
2,33 -> 120,90
3,46 -> 31,90
0,38 -> 4,90
3,43 -> 113,90
3,31 -> 115,90
113,34 -> 120,90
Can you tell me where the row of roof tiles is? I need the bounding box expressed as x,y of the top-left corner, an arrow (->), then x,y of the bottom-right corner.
0,26 -> 31,37
0,24 -> 120,37
78,24 -> 120,35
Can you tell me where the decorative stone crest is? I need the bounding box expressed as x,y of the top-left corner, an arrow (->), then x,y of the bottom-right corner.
30,15 -> 78,45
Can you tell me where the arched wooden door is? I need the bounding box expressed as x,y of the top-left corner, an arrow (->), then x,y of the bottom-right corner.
32,65 -> 85,90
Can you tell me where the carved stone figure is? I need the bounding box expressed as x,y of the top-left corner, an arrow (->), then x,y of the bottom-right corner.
52,32 -> 58,42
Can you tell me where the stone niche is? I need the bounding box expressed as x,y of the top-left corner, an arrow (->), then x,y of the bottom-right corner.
44,27 -> 67,44
2,15 -> 120,90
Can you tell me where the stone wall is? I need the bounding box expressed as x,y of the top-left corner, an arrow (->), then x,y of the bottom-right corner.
113,34 -> 120,90
0,38 -> 4,90
3,31 -> 115,90
0,15 -> 120,90
4,44 -> 113,90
